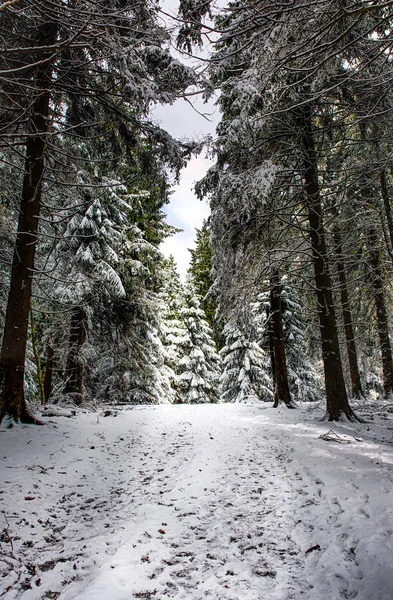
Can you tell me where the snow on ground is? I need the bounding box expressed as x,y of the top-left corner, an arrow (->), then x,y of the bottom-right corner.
1,402 -> 393,600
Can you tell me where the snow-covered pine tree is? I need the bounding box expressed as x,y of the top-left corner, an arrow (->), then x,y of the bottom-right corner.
49,179 -> 132,404
159,259 -> 221,404
159,256 -> 187,322
0,0 -> 199,422
219,319 -> 272,404
281,285 -> 320,403
94,322 -> 175,405
40,166 -> 174,406
158,256 -> 190,403
193,0 -> 382,420
177,281 -> 221,404
252,282 -> 320,404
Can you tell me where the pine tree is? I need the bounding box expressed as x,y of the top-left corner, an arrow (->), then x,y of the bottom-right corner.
34,133 -> 181,407
49,180 -> 139,404
158,256 -> 190,403
281,285 -> 320,403
0,0 -> 197,422
93,322 -> 174,405
177,282 -> 221,404
219,320 -> 272,404
193,0 -> 393,420
188,220 -> 222,347
251,280 -> 319,405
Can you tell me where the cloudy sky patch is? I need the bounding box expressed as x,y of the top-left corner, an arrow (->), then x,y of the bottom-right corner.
161,154 -> 212,278
153,94 -> 218,278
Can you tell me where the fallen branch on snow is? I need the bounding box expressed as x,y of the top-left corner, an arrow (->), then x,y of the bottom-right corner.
305,544 -> 321,554
319,430 -> 351,443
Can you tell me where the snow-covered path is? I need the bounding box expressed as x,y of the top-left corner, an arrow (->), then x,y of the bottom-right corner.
1,404 -> 393,600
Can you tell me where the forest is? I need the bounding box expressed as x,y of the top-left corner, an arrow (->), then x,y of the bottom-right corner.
2,3 -> 393,599
2,1 -> 393,421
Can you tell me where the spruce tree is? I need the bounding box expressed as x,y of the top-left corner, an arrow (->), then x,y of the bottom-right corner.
193,0 -> 391,420
219,320 -> 272,404
188,220 -> 222,347
177,282 -> 221,404
281,285 -> 320,403
253,281 -> 320,404
0,0 -> 197,422
158,256 -> 190,403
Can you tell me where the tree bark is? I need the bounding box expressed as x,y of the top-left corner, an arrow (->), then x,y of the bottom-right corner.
270,271 -> 294,408
380,169 -> 393,255
0,23 -> 56,423
367,226 -> 393,397
30,300 -> 45,405
302,108 -> 356,421
265,304 -> 276,392
43,344 -> 54,404
333,227 -> 364,398
64,307 -> 86,406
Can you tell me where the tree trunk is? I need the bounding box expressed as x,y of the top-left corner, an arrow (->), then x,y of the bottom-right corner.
30,301 -> 45,405
0,23 -> 56,423
43,344 -> 54,404
380,169 -> 393,255
265,304 -> 276,392
270,271 -> 294,408
64,307 -> 86,406
367,226 -> 393,397
333,227 -> 364,398
302,108 -> 356,421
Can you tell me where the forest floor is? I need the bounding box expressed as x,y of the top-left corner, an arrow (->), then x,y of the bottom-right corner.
0,402 -> 393,600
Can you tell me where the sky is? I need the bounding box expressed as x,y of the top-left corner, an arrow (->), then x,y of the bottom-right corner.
153,96 -> 218,279
152,0 -> 220,279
